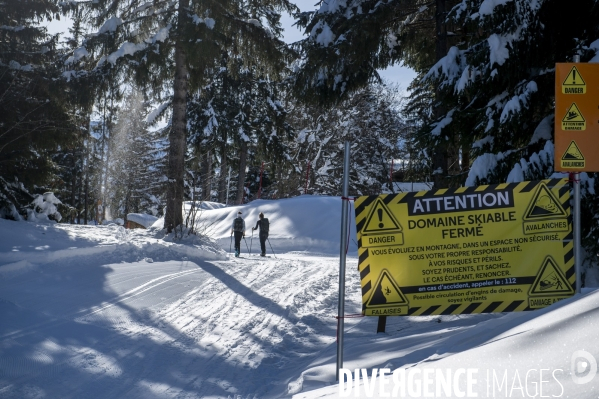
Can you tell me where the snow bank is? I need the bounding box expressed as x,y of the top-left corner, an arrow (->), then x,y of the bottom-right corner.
182,196 -> 359,255
127,213 -> 158,228
0,217 -> 226,270
294,289 -> 599,398
2,195 -> 599,399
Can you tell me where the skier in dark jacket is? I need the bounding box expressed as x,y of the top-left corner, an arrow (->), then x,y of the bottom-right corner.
230,211 -> 245,257
252,212 -> 269,257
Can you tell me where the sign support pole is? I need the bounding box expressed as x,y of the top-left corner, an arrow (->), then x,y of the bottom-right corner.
336,141 -> 350,381
574,171 -> 581,293
573,54 -> 582,294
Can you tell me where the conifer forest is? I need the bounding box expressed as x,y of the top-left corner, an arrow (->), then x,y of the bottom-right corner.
2,0 -> 599,274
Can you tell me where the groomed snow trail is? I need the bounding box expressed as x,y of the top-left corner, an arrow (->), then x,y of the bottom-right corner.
0,223 -> 360,398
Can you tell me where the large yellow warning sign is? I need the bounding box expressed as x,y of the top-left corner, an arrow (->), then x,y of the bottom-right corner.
561,141 -> 585,169
562,66 -> 586,94
355,179 -> 573,316
561,103 -> 586,131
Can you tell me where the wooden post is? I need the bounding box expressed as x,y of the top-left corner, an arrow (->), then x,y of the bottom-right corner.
377,316 -> 387,333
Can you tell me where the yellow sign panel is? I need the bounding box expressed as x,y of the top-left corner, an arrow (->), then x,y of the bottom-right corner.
561,141 -> 585,169
355,179 -> 573,316
561,103 -> 586,131
562,66 -> 586,94
555,63 -> 599,172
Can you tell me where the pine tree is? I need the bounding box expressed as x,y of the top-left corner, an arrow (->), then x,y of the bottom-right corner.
0,0 -> 79,220
292,0 -> 441,100
282,82 -> 404,196
71,0 -> 297,233
421,0 -> 599,269
187,53 -> 292,204
292,0 -> 464,189
106,90 -> 166,222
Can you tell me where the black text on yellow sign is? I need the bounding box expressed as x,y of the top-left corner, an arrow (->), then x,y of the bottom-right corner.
562,66 -> 586,94
561,141 -> 585,169
561,103 -> 586,130
354,179 -> 574,317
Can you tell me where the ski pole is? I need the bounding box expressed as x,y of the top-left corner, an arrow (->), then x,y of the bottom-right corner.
230,234 -> 233,254
267,238 -> 277,259
243,235 -> 250,254
250,229 -> 254,255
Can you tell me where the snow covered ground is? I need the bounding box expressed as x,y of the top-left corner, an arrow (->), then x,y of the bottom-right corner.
1,195 -> 598,398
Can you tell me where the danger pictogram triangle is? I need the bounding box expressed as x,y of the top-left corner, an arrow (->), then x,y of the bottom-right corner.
523,183 -> 567,220
561,141 -> 584,161
561,103 -> 586,131
562,66 -> 586,94
363,199 -> 402,234
563,103 -> 585,122
367,270 -> 408,307
529,256 -> 574,296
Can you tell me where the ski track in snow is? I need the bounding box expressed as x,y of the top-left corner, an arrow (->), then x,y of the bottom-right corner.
3,198 -> 599,398
0,223 -> 361,398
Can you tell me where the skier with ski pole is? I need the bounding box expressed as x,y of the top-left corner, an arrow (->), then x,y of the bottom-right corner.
251,212 -> 270,257
230,211 -> 245,257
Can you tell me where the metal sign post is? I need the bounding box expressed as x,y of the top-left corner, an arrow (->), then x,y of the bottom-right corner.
572,54 -> 582,294
574,170 -> 581,293
336,141 -> 350,381
556,54 -> 585,293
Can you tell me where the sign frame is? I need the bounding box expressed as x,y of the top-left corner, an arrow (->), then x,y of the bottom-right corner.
555,63 -> 599,172
355,179 -> 574,317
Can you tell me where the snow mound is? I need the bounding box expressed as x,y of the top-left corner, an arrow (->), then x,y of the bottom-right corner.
127,213 -> 158,228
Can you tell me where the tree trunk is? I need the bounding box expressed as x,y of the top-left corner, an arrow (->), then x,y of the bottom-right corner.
218,52 -> 229,204
461,143 -> 470,174
77,172 -> 82,224
84,161 -> 88,225
236,141 -> 248,204
124,190 -> 130,226
102,142 -> 110,221
101,96 -> 111,222
70,148 -> 77,224
218,142 -> 227,203
84,116 -> 90,225
201,150 -> 212,201
164,0 -> 190,233
77,135 -> 84,224
433,0 -> 448,190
